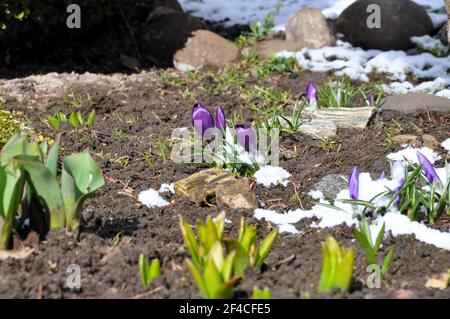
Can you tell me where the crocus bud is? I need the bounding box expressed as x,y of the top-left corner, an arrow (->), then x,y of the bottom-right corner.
192,103 -> 214,136
306,81 -> 317,106
235,124 -> 256,153
215,106 -> 226,131
417,151 -> 440,183
379,171 -> 386,180
368,94 -> 375,106
391,161 -> 406,207
348,167 -> 359,200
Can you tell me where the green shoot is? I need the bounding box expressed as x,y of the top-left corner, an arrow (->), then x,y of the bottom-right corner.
317,78 -> 360,108
318,236 -> 354,293
252,286 -> 272,299
353,218 -> 395,278
138,254 -> 162,288
48,110 -> 96,132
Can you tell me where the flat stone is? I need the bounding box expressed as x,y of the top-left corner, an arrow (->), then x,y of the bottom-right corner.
174,30 -> 240,71
380,93 -> 450,114
174,168 -> 258,209
241,39 -> 303,59
422,134 -> 439,149
303,107 -> 375,129
286,8 -> 335,49
311,174 -> 348,201
299,119 -> 337,139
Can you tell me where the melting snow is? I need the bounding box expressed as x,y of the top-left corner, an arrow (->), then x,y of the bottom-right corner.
386,146 -> 442,165
254,155 -> 450,250
138,187 -> 170,208
441,138 -> 450,154
254,165 -> 291,187
159,183 -> 175,194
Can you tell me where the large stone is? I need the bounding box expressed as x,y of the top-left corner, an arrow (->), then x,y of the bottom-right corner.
302,107 -> 376,129
311,174 -> 348,201
174,30 -> 241,71
140,7 -> 205,66
298,119 -> 337,139
335,0 -> 433,50
241,39 -> 303,59
174,168 -> 258,209
380,93 -> 450,114
285,8 -> 335,49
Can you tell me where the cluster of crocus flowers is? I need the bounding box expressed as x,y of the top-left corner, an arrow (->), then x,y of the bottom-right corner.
191,103 -> 256,153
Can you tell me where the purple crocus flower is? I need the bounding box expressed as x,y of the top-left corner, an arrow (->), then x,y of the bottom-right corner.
192,103 -> 214,136
379,171 -> 386,180
306,81 -> 317,105
416,151 -> 440,183
235,124 -> 256,153
348,166 -> 359,200
391,161 -> 406,206
368,94 -> 375,106
215,106 -> 226,131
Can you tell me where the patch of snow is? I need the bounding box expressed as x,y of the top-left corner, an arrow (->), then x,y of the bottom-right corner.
436,89 -> 450,99
427,12 -> 449,28
159,183 -> 175,194
441,138 -> 450,154
179,0 -> 444,29
411,36 -> 448,54
386,146 -> 442,165
138,188 -> 169,208
308,189 -> 324,200
254,165 -> 291,187
254,158 -> 450,250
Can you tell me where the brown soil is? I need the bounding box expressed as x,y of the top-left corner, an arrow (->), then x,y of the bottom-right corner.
0,67 -> 449,299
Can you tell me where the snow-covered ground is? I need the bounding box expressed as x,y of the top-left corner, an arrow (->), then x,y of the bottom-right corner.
179,0 -> 450,99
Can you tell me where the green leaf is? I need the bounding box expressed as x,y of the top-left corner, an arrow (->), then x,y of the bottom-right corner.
209,242 -> 224,272
58,112 -> 68,122
0,133 -> 26,166
381,245 -> 395,277
239,223 -> 257,253
45,136 -> 60,177
87,110 -> 96,128
222,250 -> 236,282
48,116 -> 60,131
224,239 -> 249,278
213,212 -> 225,242
138,254 -> 149,288
62,152 -> 104,229
148,258 -> 162,282
256,229 -> 278,267
180,219 -> 200,268
186,259 -> 208,298
17,159 -> 66,229
374,223 -> 385,253
203,258 -> 222,299
69,112 -> 81,129
353,228 -> 376,265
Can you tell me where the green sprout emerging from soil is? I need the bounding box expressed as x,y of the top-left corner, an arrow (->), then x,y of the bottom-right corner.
252,286 -> 272,299
48,110 -> 96,132
318,236 -> 354,294
180,213 -> 278,299
138,254 -> 162,288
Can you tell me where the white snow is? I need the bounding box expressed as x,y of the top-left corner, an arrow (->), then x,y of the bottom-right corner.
441,138 -> 450,154
308,189 -> 325,200
254,165 -> 291,187
180,0 -> 449,99
386,146 -> 442,165
138,187 -> 170,208
159,183 -> 175,194
411,35 -> 448,55
254,154 -> 450,250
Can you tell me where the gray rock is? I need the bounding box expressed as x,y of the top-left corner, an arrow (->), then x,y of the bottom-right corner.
336,0 -> 433,50
174,30 -> 241,71
241,39 -> 303,59
286,8 -> 335,49
380,93 -> 450,114
437,23 -> 449,45
140,7 -> 205,66
299,119 -> 337,139
392,134 -> 418,145
302,107 -> 376,129
312,174 -> 348,201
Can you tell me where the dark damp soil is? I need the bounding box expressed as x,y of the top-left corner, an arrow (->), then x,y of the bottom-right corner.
0,66 -> 449,299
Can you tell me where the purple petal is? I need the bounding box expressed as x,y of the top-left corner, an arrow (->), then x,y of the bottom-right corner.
192,103 -> 214,136
391,161 -> 406,207
368,94 -> 375,106
215,106 -> 226,131
235,124 -> 256,153
416,151 -> 440,183
348,166 -> 359,200
379,171 -> 386,180
306,81 -> 317,104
